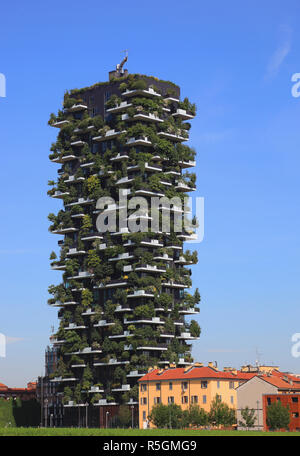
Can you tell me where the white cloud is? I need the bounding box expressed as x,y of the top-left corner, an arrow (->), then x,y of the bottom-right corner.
6,337 -> 25,344
265,25 -> 292,79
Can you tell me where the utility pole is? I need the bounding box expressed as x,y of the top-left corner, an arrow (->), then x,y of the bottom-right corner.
40,376 -> 43,427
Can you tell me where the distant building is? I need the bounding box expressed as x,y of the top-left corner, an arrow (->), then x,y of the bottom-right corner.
138,363 -> 255,429
36,346 -> 64,427
263,394 -> 300,431
0,381 -> 36,401
237,368 -> 300,430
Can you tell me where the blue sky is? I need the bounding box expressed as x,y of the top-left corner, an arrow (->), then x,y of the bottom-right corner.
1,0 -> 300,386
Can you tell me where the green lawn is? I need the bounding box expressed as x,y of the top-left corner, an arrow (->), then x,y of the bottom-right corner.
0,427 -> 299,436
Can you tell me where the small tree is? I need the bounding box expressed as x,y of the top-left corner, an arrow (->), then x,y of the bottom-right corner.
149,403 -> 182,428
118,405 -> 132,428
189,404 -> 209,427
266,401 -> 290,431
209,395 -> 236,427
239,406 -> 256,430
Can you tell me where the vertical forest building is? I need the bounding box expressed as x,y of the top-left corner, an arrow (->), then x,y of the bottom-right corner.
47,61 -> 201,426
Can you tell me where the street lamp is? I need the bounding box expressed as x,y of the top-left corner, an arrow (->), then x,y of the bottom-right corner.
85,402 -> 89,428
106,411 -> 110,429
131,405 -> 134,429
44,399 -> 48,428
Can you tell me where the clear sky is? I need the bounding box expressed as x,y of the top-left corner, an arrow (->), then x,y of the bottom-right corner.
1,0 -> 300,387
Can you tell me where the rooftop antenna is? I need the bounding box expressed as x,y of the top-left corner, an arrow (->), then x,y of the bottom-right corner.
116,49 -> 128,74
51,325 -> 54,334
255,347 -> 262,367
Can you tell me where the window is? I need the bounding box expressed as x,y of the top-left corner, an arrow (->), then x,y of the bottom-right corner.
202,395 -> 207,404
143,411 -> 146,420
292,412 -> 299,418
169,382 -> 173,390
230,396 -> 234,404
292,397 -> 299,403
217,394 -> 222,401
201,381 -> 207,389
140,397 -> 147,405
156,383 -> 161,391
181,396 -> 188,404
154,397 -> 161,405
191,395 -> 198,404
104,91 -> 112,102
140,384 -> 147,392
217,381 -> 220,389
168,396 -> 174,404
181,381 -> 188,391
267,397 -> 271,406
229,381 -> 234,389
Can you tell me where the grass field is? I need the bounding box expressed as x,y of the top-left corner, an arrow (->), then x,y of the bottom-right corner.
0,427 -> 299,436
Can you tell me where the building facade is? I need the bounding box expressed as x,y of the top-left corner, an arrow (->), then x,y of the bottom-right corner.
236,368 -> 300,430
138,363 -> 255,428
47,63 -> 200,426
0,381 -> 36,401
263,394 -> 300,432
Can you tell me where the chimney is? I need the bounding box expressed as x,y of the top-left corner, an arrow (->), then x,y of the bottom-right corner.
194,362 -> 203,367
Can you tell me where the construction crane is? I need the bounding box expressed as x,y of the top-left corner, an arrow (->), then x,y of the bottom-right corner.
116,50 -> 128,75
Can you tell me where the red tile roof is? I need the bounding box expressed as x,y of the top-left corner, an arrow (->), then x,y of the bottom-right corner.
138,366 -> 257,382
259,374 -> 300,390
0,382 -> 8,390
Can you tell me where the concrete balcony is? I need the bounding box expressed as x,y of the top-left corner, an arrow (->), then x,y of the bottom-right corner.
51,190 -> 70,199
175,181 -> 195,192
66,103 -> 88,112
174,256 -> 193,265
178,332 -> 199,340
65,323 -> 87,330
81,233 -> 103,241
122,112 -> 163,123
111,384 -> 130,392
124,317 -> 165,325
68,271 -> 94,280
172,108 -> 195,120
126,370 -> 146,378
64,175 -> 85,183
178,160 -> 196,168
109,331 -> 133,339
52,227 -> 78,235
66,347 -> 102,355
50,376 -> 78,383
93,359 -> 130,366
115,305 -> 132,313
51,263 -> 65,271
179,307 -> 200,315
108,252 -> 134,262
157,131 -> 188,142
93,320 -> 115,328
52,120 -> 70,128
125,136 -> 152,147
93,129 -> 126,142
110,152 -> 129,162
153,254 -> 173,262
88,386 -> 104,393
136,345 -> 168,351
122,87 -> 161,98
106,101 -> 132,113
65,197 -> 94,207
70,140 -> 87,147
66,248 -> 86,256
127,290 -> 155,298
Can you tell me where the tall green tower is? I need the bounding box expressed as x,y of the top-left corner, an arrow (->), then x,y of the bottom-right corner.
47,62 -> 201,426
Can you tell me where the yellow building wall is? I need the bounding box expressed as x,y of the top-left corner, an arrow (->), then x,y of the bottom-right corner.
139,377 -> 243,429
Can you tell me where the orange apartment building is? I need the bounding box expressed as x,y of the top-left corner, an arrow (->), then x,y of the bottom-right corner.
0,381 -> 37,401
138,363 -> 256,428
